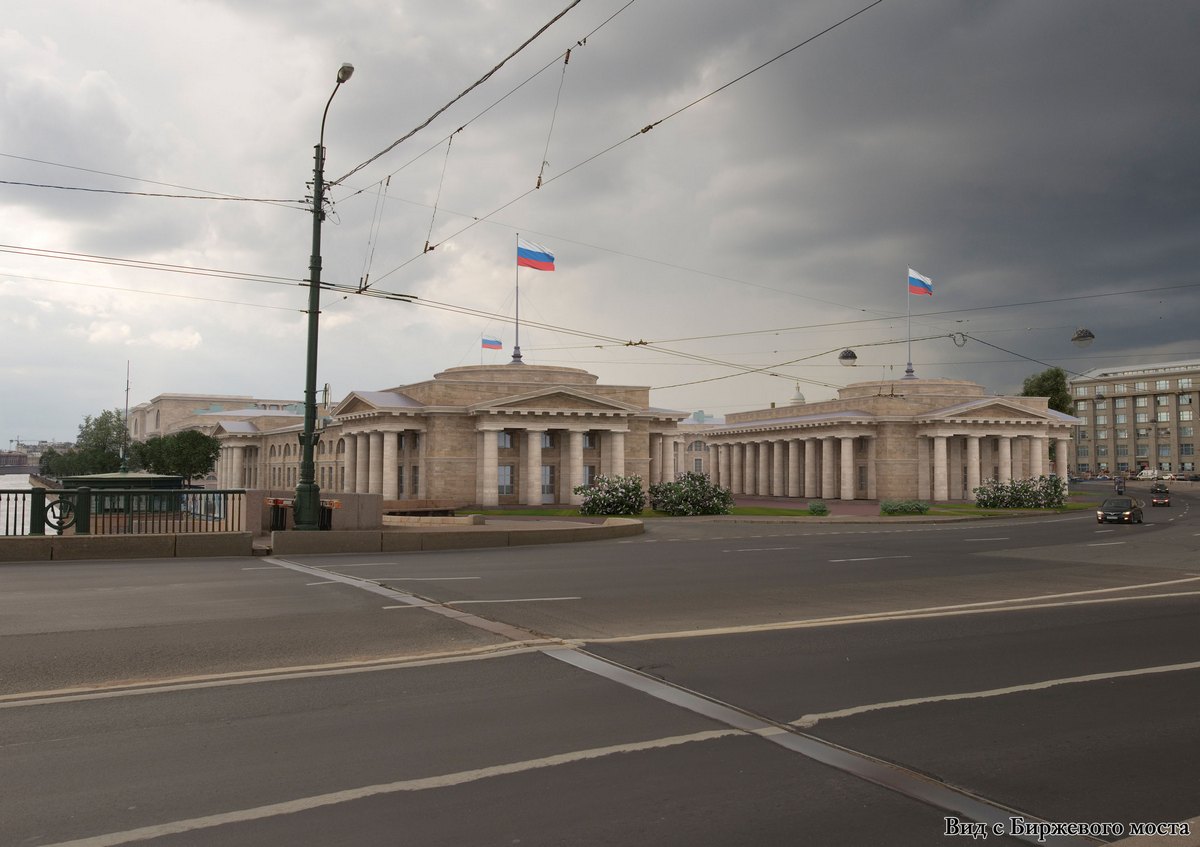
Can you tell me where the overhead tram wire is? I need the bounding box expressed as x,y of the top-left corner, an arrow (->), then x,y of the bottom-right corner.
0,179 -> 304,206
0,244 -> 303,287
0,272 -> 300,313
358,0 -> 885,292
332,0 -> 584,188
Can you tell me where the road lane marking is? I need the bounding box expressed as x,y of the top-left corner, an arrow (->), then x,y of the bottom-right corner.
547,649 -> 1091,847
829,555 -> 911,563
36,729 -> 738,847
448,597 -> 581,605
586,575 -> 1200,644
371,577 -> 481,581
241,566 -> 282,570
964,537 -> 1008,542
792,659 -> 1200,729
305,581 -> 340,586
724,547 -> 791,553
1086,542 -> 1126,547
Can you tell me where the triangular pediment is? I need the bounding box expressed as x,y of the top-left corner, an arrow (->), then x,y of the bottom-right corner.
471,386 -> 641,414
333,390 -> 422,417
926,398 -> 1054,422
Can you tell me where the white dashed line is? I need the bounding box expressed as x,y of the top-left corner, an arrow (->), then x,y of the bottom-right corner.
828,555 -> 911,563
1086,542 -> 1126,547
447,597 -> 581,605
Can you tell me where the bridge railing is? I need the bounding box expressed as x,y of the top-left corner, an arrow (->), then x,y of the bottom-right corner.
0,487 -> 247,537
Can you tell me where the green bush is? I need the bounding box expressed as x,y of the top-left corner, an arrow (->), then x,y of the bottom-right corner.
575,474 -> 646,516
880,499 -> 930,515
648,472 -> 734,516
973,475 -> 1066,509
807,500 -> 829,516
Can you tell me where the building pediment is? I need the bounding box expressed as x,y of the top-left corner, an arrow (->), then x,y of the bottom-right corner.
333,390 -> 422,417
924,398 -> 1058,423
470,386 -> 641,415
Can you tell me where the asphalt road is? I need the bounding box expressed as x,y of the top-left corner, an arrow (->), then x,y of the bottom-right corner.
2,484 -> 1197,846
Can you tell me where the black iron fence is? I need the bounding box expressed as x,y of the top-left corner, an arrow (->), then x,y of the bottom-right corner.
0,487 -> 246,537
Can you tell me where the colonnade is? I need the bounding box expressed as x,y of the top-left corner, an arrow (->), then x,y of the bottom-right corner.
707,435 -> 872,500
476,426 -> 627,507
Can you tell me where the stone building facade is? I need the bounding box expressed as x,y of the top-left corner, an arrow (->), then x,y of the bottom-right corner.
211,364 -> 689,505
702,378 -> 1078,502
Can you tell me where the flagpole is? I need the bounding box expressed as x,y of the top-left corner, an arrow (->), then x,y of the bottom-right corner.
511,233 -> 523,364
903,276 -> 917,380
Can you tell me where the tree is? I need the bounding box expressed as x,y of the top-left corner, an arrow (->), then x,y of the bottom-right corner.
132,431 -> 221,482
1021,367 -> 1072,414
41,409 -> 127,476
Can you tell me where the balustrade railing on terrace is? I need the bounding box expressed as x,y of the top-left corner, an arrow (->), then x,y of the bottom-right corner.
0,487 -> 246,537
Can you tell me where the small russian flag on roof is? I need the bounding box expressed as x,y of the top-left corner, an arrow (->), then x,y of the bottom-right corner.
482,337 -> 503,350
517,238 -> 555,271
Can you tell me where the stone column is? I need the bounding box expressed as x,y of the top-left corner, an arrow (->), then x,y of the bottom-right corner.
343,436 -> 357,494
569,430 -> 585,505
383,432 -> 399,500
744,442 -> 757,495
355,433 -> 370,494
865,437 -> 877,500
610,430 -> 626,478
1030,436 -> 1045,478
840,436 -> 855,500
710,444 -> 721,486
230,445 -> 245,488
821,437 -> 836,499
1056,436 -> 1071,490
998,436 -> 1013,484
757,441 -> 771,496
417,432 -> 428,499
802,439 -> 816,499
933,435 -> 949,502
917,437 -> 931,500
480,429 -> 499,507
367,431 -> 384,495
787,439 -> 801,498
770,441 -> 784,497
966,436 -> 981,502
651,434 -> 664,485
730,443 -> 743,493
672,436 -> 684,481
524,429 -> 543,506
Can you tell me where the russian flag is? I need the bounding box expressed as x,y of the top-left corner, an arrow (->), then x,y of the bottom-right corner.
517,238 -> 555,271
482,337 -> 503,350
908,268 -> 933,296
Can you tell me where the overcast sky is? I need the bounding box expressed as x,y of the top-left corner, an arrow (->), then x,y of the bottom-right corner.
3,0 -> 1199,446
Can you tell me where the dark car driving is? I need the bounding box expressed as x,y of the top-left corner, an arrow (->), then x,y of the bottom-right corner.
1150,484 -> 1171,507
1097,497 -> 1143,524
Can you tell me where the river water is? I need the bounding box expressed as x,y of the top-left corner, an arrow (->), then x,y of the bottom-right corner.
0,474 -> 59,536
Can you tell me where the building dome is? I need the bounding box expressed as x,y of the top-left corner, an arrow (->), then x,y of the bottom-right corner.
789,383 -> 806,405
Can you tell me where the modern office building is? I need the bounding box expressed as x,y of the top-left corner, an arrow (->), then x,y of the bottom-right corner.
1068,359 -> 1200,476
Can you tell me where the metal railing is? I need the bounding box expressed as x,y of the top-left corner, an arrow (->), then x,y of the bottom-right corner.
0,487 -> 246,537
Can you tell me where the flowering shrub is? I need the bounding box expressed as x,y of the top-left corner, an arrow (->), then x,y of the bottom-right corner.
575,474 -> 646,516
648,472 -> 734,516
880,499 -> 930,515
807,500 -> 829,516
973,475 -> 1066,509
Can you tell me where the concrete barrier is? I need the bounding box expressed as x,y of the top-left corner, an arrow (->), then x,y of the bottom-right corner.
175,533 -> 253,558
418,531 -> 511,551
383,514 -> 485,527
0,537 -> 54,562
381,532 -> 424,553
51,534 -> 176,560
271,530 -> 382,555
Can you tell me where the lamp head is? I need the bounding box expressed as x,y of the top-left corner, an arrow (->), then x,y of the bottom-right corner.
838,349 -> 858,367
337,63 -> 355,84
1071,328 -> 1095,348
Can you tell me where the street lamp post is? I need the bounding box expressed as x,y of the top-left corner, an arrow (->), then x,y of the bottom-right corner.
295,62 -> 354,531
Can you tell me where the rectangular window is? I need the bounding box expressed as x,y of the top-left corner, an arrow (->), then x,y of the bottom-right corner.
1181,410 -> 1194,421
541,464 -> 556,495
1181,444 -> 1195,456
1116,462 -> 1129,472
1115,413 -> 1127,424
1158,445 -> 1171,458
1183,462 -> 1196,471
1179,378 -> 1193,389
1078,463 -> 1090,473
1136,444 -> 1150,458
1116,429 -> 1128,439
1135,381 -> 1148,391
1156,379 -> 1171,390
1183,426 -> 1195,437
1136,427 -> 1151,438
1074,386 -> 1089,397
1157,411 -> 1170,423
1096,445 -> 1108,457
1156,394 -> 1171,406
1095,399 -> 1107,410
1114,398 -> 1127,409
398,434 -> 406,450
497,431 -> 513,449
1116,444 -> 1129,457
582,432 -> 595,449
542,432 -> 554,449
1095,430 -> 1107,440
411,465 -> 420,495
1181,395 -> 1193,405
498,465 -> 514,495
1094,415 -> 1107,426
1078,430 -> 1090,441
1157,428 -> 1171,438
1136,396 -> 1149,407
397,466 -> 404,495
694,458 -> 704,473
1136,412 -> 1150,423
1075,400 -> 1089,412
1114,383 -> 1129,394
583,465 -> 597,486
1076,446 -> 1089,458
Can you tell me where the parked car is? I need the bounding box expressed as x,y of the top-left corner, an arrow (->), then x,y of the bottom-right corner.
1150,485 -> 1171,507
1096,497 -> 1143,524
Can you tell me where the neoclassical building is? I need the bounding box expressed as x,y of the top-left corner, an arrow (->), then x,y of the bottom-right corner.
702,378 -> 1079,502
211,364 -> 690,505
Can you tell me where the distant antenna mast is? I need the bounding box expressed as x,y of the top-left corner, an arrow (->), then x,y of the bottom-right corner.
121,360 -> 131,472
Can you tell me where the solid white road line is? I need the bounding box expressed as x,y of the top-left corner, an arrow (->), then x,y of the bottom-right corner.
37,730 -> 738,847
792,660 -> 1200,729
1087,542 -> 1126,547
448,597 -> 581,605
828,555 -> 911,563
